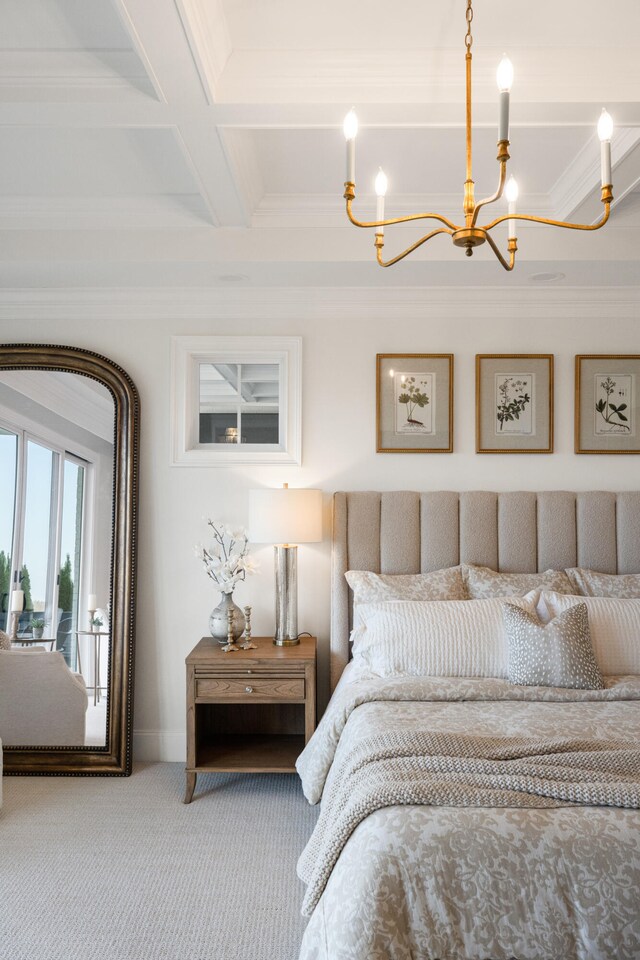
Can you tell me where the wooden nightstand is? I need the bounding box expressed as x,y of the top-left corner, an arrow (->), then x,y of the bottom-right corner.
184,635 -> 317,803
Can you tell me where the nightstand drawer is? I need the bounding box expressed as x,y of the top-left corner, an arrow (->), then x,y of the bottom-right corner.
196,676 -> 305,701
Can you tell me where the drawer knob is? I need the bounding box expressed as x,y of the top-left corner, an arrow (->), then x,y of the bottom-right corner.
245,685 -> 254,694
247,669 -> 252,674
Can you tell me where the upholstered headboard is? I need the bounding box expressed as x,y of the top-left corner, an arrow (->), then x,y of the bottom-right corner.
330,490 -> 640,690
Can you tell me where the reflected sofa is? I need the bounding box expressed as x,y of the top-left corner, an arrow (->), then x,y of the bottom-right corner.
0,648 -> 88,747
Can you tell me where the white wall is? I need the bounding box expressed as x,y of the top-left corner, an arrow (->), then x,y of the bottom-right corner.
1,286 -> 639,760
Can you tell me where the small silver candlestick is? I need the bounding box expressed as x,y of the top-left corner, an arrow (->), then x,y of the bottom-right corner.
241,605 -> 257,650
222,606 -> 240,652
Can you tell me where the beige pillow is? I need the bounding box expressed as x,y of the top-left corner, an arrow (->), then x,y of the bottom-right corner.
346,567 -> 467,605
566,568 -> 640,599
503,601 -> 604,690
463,564 -> 573,599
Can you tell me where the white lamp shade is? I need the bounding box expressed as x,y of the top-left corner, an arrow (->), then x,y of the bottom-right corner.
249,488 -> 322,544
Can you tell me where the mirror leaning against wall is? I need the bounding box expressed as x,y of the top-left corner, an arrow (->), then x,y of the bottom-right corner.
0,345 -> 138,775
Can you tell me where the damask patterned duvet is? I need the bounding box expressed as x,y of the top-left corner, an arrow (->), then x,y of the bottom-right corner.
296,673 -> 640,960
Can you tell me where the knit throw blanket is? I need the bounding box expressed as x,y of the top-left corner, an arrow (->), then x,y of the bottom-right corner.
297,731 -> 640,917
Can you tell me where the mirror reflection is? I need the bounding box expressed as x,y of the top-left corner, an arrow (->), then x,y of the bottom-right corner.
198,361 -> 280,445
0,370 -> 114,748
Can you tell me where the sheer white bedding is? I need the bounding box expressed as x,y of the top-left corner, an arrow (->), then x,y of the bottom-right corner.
296,670 -> 640,960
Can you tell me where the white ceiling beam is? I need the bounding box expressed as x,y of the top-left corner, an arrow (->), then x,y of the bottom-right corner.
174,0 -> 232,105
113,0 -> 251,226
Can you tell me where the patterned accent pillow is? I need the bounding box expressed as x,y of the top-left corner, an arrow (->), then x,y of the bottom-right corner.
503,601 -> 604,689
566,568 -> 640,599
463,564 -> 573,599
0,629 -> 11,650
346,567 -> 467,605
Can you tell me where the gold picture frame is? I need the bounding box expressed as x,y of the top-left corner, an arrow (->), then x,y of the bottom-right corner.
575,354 -> 640,454
376,353 -> 453,453
476,354 -> 554,454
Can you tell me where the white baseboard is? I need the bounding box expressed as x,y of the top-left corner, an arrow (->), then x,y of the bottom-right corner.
133,729 -> 185,763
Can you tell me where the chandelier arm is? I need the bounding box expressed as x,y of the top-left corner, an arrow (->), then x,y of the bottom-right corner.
345,197 -> 459,233
483,231 -> 517,271
483,200 -> 612,234
470,157 -> 508,227
375,227 -> 453,268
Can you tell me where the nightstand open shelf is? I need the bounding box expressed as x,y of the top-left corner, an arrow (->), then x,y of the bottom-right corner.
185,635 -> 316,802
195,734 -> 304,772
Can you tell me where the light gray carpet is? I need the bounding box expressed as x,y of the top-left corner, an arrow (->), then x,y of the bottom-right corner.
0,763 -> 320,960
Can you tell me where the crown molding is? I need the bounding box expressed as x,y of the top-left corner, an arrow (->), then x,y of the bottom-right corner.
0,195 -> 212,230
0,49 -> 156,100
0,285 -> 639,324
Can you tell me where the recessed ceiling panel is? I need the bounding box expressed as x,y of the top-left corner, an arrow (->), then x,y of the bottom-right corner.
0,0 -> 156,100
0,128 -> 204,197
2,0 -> 135,49
248,126 -> 593,200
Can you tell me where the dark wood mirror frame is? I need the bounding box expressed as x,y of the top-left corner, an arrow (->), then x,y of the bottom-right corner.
1,344 -> 139,775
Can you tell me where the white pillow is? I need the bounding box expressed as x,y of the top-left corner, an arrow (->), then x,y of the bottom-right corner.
352,597 -> 535,679
537,591 -> 640,676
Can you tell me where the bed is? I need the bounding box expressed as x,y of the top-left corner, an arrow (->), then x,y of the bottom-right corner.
296,491 -> 640,960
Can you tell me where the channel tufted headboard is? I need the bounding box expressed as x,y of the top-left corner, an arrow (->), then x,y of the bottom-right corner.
330,490 -> 640,690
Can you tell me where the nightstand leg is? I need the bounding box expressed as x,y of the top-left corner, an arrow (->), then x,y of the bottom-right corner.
184,771 -> 197,804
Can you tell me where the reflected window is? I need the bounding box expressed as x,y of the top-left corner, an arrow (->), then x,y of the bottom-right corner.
0,427 -> 88,671
0,428 -> 18,633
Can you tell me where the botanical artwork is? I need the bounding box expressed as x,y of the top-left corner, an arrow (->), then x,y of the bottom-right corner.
394,373 -> 435,435
494,374 -> 534,435
594,374 -> 634,436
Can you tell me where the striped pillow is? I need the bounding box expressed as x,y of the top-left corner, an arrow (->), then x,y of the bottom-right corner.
352,596 -> 535,679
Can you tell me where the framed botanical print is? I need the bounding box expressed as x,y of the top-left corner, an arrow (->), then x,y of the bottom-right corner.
376,354 -> 453,453
575,355 -> 640,454
476,354 -> 554,454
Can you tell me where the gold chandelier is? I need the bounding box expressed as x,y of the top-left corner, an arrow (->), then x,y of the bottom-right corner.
342,0 -> 614,270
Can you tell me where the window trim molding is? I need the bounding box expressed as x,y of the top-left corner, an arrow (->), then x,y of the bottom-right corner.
170,335 -> 302,466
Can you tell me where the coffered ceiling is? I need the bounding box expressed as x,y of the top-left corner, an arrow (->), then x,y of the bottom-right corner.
1,0 -> 639,289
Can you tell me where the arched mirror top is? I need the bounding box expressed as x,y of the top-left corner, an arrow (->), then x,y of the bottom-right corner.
0,344 -> 139,775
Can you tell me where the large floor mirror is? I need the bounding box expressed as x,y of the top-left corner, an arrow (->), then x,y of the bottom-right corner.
0,345 -> 138,775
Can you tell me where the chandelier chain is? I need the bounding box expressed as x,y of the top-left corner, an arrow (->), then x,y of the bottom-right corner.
465,0 -> 473,50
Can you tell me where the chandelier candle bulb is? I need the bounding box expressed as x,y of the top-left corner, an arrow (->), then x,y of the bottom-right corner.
496,55 -> 513,141
598,109 -> 613,186
505,175 -> 519,239
343,110 -> 358,184
499,90 -> 510,143
375,168 -> 387,233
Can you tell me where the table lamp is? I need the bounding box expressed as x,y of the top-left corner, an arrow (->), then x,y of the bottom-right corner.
249,484 -> 322,645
